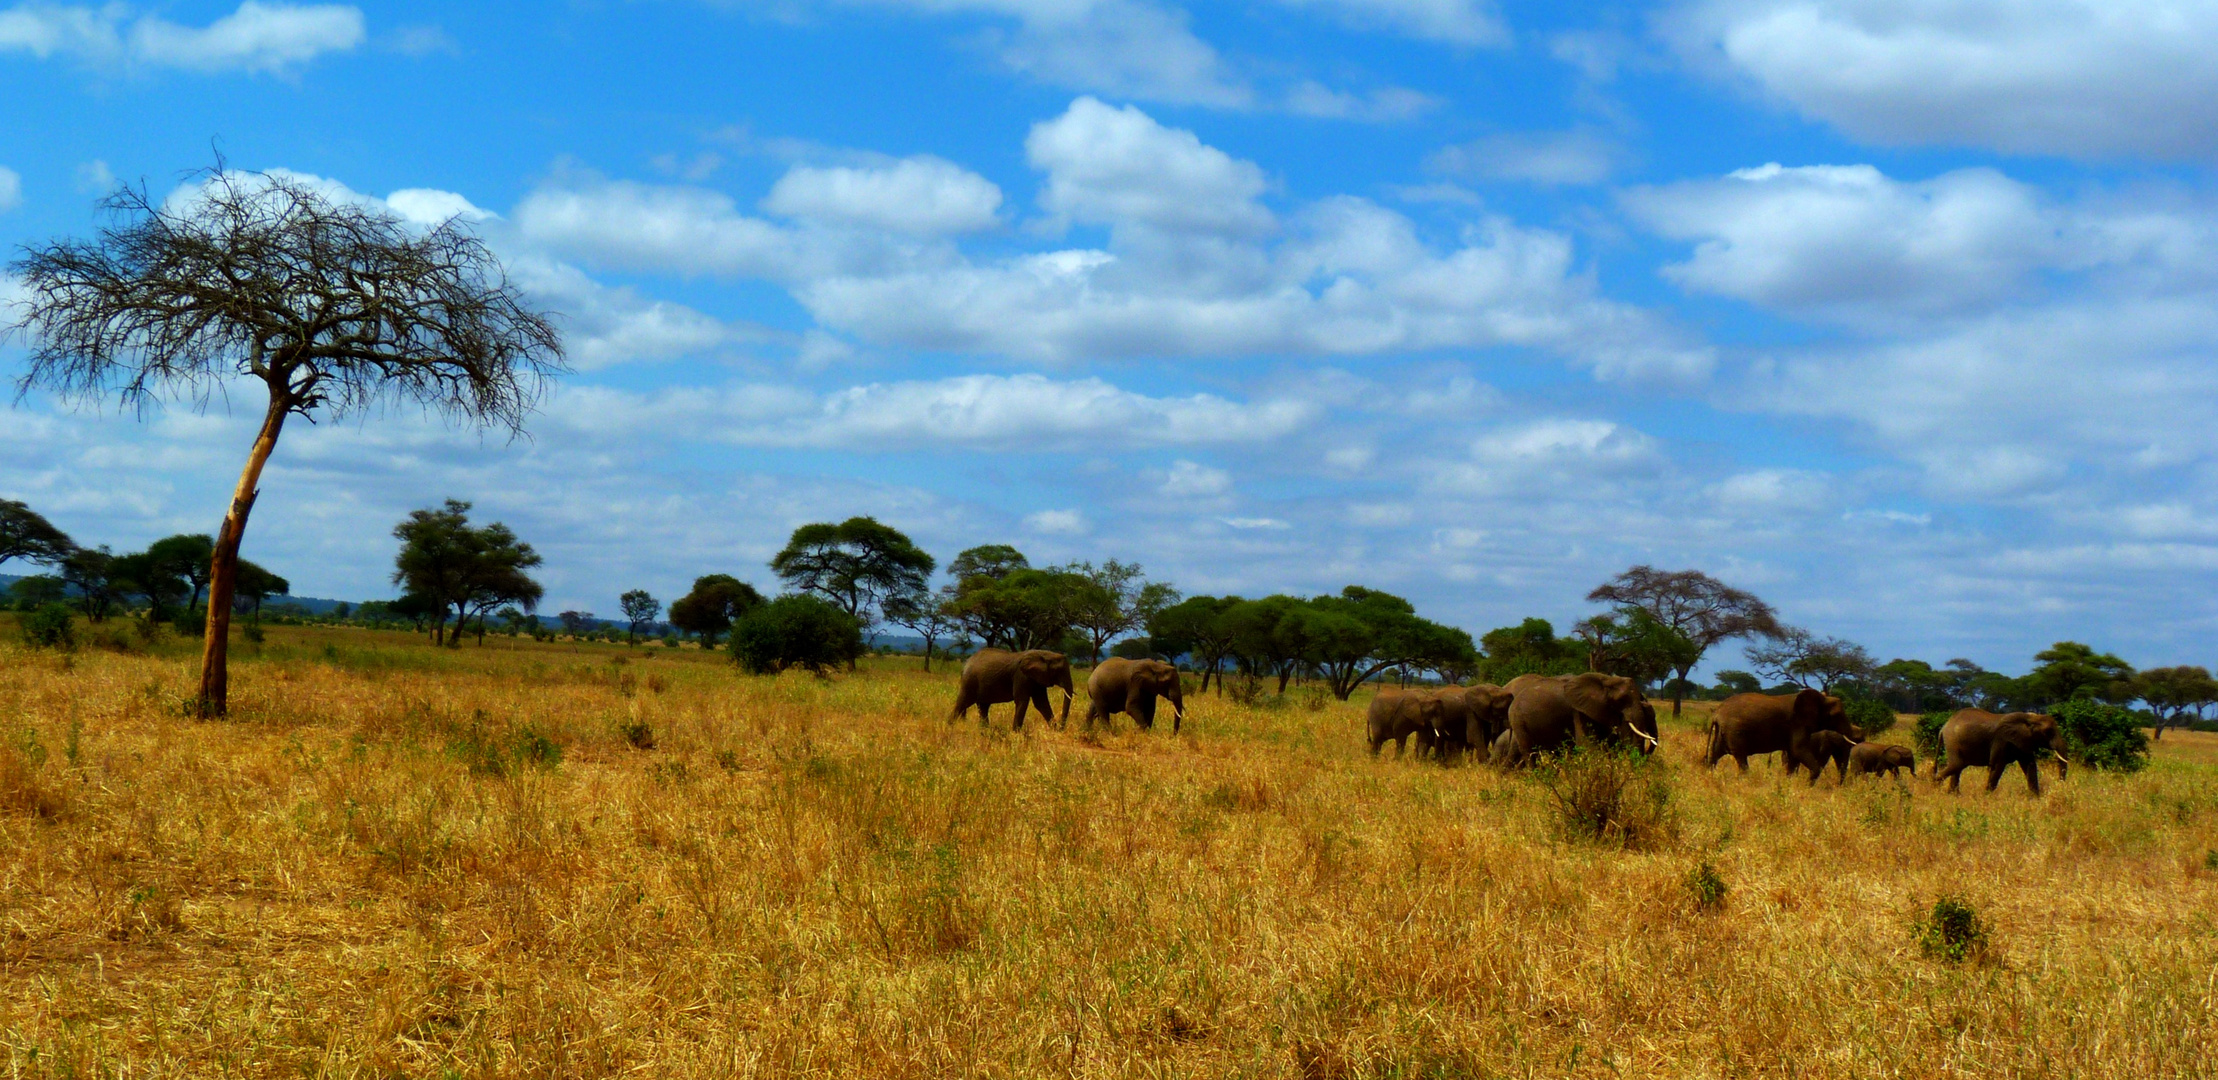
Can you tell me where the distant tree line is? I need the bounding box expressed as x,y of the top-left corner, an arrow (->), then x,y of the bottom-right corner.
2,499 -> 291,634
12,491 -> 2214,732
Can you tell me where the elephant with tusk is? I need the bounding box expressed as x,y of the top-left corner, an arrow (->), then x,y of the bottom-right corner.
1084,657 -> 1186,733
1497,672 -> 1656,766
1706,689 -> 1858,775
1934,709 -> 2068,795
1367,689 -> 1446,759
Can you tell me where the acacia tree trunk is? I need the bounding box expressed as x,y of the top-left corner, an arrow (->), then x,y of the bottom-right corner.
198,394 -> 290,717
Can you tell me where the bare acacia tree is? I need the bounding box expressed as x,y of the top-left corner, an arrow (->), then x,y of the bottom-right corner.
8,166 -> 564,716
1746,626 -> 1876,693
1587,565 -> 1781,716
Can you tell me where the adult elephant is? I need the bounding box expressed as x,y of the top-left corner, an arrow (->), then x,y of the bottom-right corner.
951,648 -> 1074,730
1430,684 -> 1514,763
1706,690 -> 1857,774
1498,672 -> 1657,766
1085,657 -> 1186,733
1368,689 -> 1446,759
1936,709 -> 2069,795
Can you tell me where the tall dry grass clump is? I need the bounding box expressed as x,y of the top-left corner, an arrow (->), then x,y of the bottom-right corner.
0,621 -> 2214,1077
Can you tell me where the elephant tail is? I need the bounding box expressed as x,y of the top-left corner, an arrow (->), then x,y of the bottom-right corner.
1703,721 -> 1719,763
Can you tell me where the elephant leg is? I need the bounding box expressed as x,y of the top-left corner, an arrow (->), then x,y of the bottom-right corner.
977,702 -> 991,725
1735,754 -> 1749,774
1012,688 -> 1030,730
2019,756 -> 2042,796
1036,689 -> 1058,729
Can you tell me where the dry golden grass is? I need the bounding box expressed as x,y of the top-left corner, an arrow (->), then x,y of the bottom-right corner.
2,622 -> 2215,1078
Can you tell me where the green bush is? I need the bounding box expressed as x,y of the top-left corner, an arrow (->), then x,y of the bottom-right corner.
1915,895 -> 1990,964
20,603 -> 76,649
1684,861 -> 1728,912
1912,711 -> 1952,760
1843,695 -> 1897,738
2051,699 -> 2150,773
731,594 -> 864,676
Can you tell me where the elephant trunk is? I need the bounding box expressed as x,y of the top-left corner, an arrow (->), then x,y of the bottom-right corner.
2051,746 -> 2070,780
1059,674 -> 1074,726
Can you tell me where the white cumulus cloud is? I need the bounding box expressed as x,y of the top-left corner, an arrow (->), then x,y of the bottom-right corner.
1160,459 -> 1233,498
762,155 -> 1002,235
1028,96 -> 1274,237
1025,509 -> 1090,535
1663,0 -> 2218,159
1625,163 -> 2062,320
0,1 -> 364,74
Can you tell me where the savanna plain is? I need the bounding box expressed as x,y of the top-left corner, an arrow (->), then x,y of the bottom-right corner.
2,622 -> 2215,1079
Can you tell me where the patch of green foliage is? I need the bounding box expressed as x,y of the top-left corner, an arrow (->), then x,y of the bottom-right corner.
1843,695 -> 1897,738
731,594 -> 865,676
20,603 -> 76,649
1915,895 -> 1990,964
2051,699 -> 2150,773
1684,860 -> 1728,912
1912,712 -> 1951,760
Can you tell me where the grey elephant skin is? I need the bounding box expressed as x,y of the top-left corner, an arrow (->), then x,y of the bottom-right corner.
1705,690 -> 1857,774
1497,672 -> 1657,766
1850,741 -> 1916,781
1793,729 -> 1853,785
1936,709 -> 2067,795
1428,684 -> 1513,763
951,648 -> 1074,730
1367,689 -> 1445,758
1085,657 -> 1185,732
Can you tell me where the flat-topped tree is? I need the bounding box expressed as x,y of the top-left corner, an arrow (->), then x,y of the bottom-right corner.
1588,565 -> 1781,717
0,499 -> 76,570
9,166 -> 564,716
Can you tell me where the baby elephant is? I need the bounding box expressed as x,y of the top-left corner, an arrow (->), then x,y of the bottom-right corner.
1849,741 -> 1916,782
1793,729 -> 1854,786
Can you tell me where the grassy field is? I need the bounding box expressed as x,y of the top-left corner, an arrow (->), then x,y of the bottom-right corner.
2,622 -> 2215,1078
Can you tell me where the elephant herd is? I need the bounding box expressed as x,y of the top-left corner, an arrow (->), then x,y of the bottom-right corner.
946,649 -> 2070,795
1706,688 -> 2071,794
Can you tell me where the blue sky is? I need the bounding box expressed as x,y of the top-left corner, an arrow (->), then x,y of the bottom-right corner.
5,0 -> 2217,675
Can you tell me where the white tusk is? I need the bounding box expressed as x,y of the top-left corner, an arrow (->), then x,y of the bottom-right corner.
1633,727 -> 1658,748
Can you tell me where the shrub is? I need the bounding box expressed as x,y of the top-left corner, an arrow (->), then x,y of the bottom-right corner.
1915,895 -> 1990,964
618,720 -> 657,750
1685,860 -> 1728,912
20,603 -> 77,649
1912,711 -> 1951,760
1843,695 -> 1897,738
2051,699 -> 2150,773
730,594 -> 864,676
1532,747 -> 1677,851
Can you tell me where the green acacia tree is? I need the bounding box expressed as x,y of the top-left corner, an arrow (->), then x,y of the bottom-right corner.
770,517 -> 935,629
619,589 -> 662,643
391,500 -> 545,647
1148,595 -> 1244,693
0,499 -> 76,571
2129,666 -> 2218,740
667,574 -> 765,646
10,166 -> 563,715
1588,566 -> 1780,716
2026,642 -> 2135,706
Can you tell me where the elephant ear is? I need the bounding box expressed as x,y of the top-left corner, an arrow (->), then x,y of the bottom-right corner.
1562,674 -> 1607,721
1792,689 -> 1829,727
1996,715 -> 2035,745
